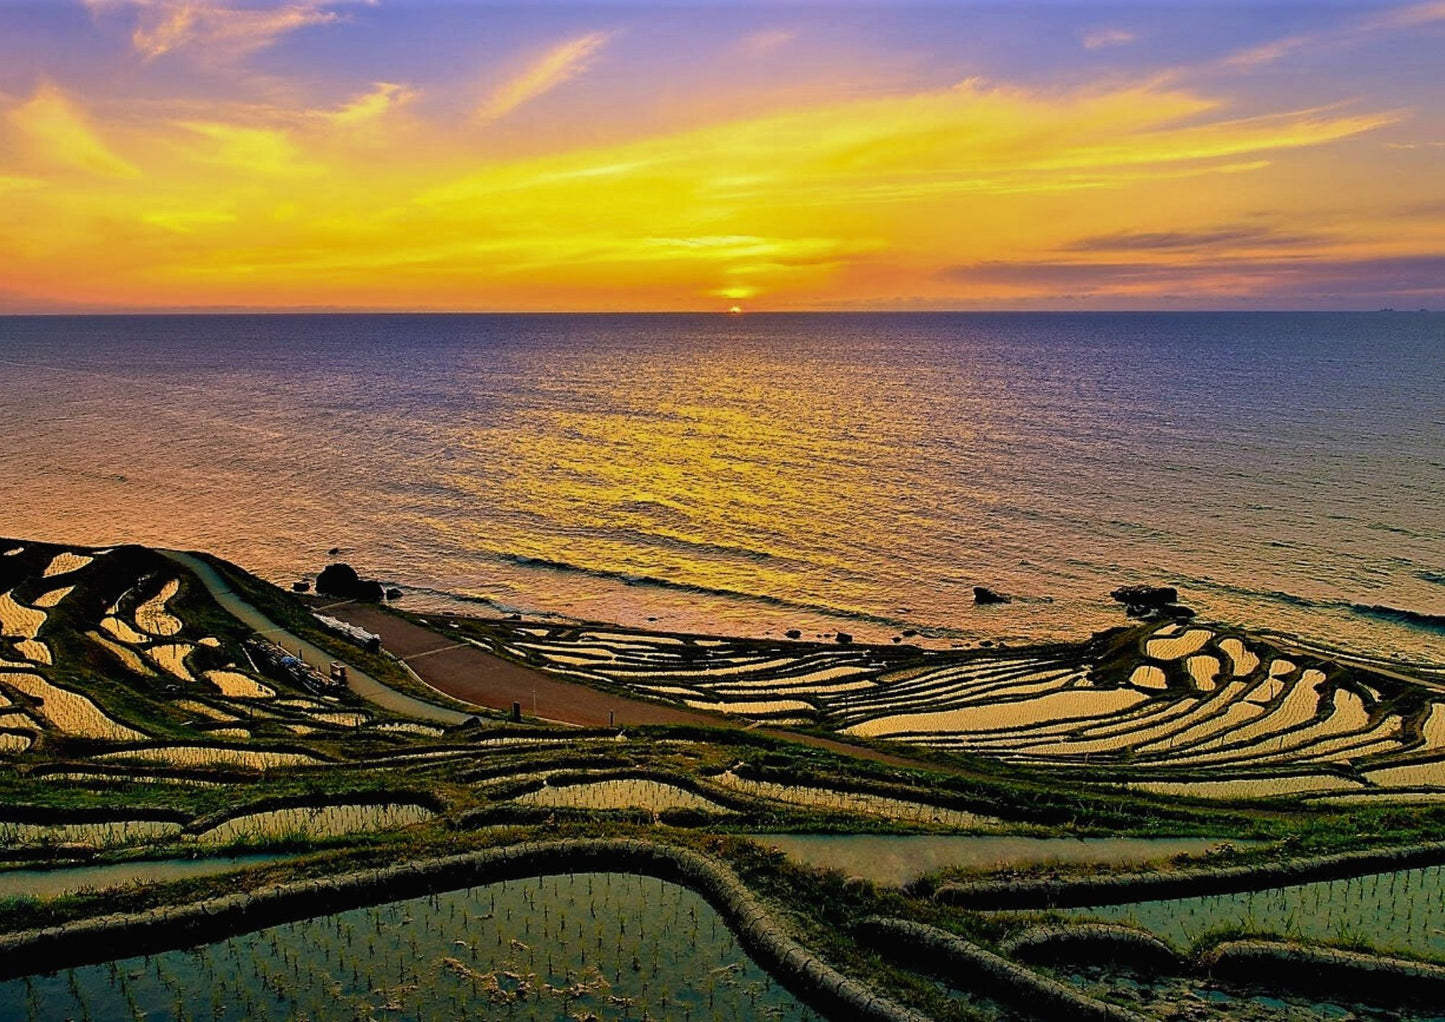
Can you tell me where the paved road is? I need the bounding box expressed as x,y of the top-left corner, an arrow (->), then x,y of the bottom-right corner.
164,551 -> 470,726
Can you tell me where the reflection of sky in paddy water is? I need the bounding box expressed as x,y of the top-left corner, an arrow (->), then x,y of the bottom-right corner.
1,312 -> 1440,662
0,873 -> 815,1021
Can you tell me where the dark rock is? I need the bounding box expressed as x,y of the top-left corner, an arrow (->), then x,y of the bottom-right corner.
973,586 -> 1011,605
1161,603 -> 1195,619
327,547 -> 341,556
901,629 -> 918,637
385,587 -> 402,600
1110,585 -> 1178,609
785,629 -> 802,639
316,563 -> 384,602
835,632 -> 853,644
980,640 -> 994,647
892,637 -> 901,643
508,613 -> 522,621
291,581 -> 310,593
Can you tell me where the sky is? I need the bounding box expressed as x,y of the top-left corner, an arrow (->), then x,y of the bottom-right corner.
0,0 -> 1442,312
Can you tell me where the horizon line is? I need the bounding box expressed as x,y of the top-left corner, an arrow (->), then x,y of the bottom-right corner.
1,307 -> 1436,317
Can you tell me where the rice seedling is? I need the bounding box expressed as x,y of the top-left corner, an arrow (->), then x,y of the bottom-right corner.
1144,628 -> 1214,661
41,552 -> 93,578
0,818 -> 184,850
0,732 -> 33,754
146,643 -> 196,682
94,746 -> 324,770
0,672 -> 147,741
711,771 -> 996,827
133,580 -> 184,637
0,591 -> 46,640
86,631 -> 155,676
203,670 -> 274,699
1127,775 -> 1362,800
195,803 -> 433,845
1217,638 -> 1261,677
99,616 -> 148,645
13,640 -> 50,665
172,700 -> 239,722
512,778 -> 732,813
30,586 -> 74,609
844,687 -> 1147,739
1060,864 -> 1445,960
0,873 -> 813,1020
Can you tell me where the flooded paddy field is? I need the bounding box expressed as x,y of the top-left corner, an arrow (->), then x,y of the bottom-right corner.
749,834 -> 1255,887
0,854 -> 293,901
0,872 -> 817,1021
1060,863 -> 1445,958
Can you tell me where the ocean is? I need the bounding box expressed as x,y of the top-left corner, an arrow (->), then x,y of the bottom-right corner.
1,312 -> 1441,664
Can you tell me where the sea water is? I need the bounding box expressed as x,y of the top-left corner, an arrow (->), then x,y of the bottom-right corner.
1,312 -> 1440,662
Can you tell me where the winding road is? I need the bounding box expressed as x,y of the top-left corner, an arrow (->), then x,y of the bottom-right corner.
163,550 -> 471,726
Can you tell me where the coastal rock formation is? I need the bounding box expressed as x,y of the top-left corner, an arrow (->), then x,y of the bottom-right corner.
973,586 -> 1011,605
1110,585 -> 1192,619
315,563 -> 384,602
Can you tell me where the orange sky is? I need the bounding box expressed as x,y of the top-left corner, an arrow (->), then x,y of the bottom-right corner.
1,1 -> 1443,311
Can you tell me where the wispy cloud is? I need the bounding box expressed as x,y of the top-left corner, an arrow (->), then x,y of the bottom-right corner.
940,253 -> 1445,302
739,29 -> 795,57
1064,226 -> 1320,252
6,81 -> 140,177
85,0 -> 368,61
1221,0 -> 1445,69
477,31 -> 613,123
327,81 -> 417,126
1081,28 -> 1138,50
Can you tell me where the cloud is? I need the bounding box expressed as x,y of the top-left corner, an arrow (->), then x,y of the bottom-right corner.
177,119 -> 319,175
739,29 -> 795,56
85,0 -> 368,61
6,81 -> 140,177
477,31 -> 613,123
940,254 -> 1445,301
1221,1 -> 1445,69
1081,28 -> 1138,50
1064,226 -> 1320,252
327,82 -> 418,126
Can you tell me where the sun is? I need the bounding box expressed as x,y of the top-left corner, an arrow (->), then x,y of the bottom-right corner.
727,305 -> 743,315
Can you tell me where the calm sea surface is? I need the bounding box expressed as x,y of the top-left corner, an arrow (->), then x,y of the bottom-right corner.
1,313 -> 1441,663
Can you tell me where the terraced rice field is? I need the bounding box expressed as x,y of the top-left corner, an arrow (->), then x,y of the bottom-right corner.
195,803 -> 433,844
94,746 -> 326,770
512,778 -> 733,813
0,873 -> 814,1021
0,673 -> 147,741
1061,864 -> 1445,959
711,772 -> 994,828
488,621 -> 1445,801
0,818 -> 183,850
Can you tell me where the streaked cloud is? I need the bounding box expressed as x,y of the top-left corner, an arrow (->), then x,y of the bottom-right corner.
739,29 -> 795,56
1222,0 -> 1445,69
6,81 -> 140,177
940,254 -> 1445,302
1081,28 -> 1138,50
84,0 -> 368,61
1064,226 -> 1322,252
477,31 -> 613,123
327,82 -> 418,126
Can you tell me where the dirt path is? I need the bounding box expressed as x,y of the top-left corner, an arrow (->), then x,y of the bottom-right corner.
319,602 -> 952,772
